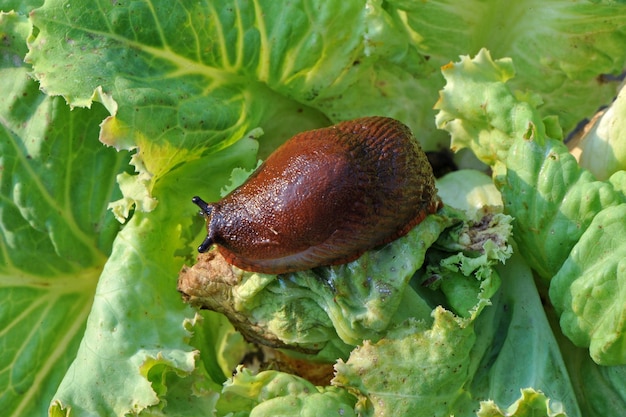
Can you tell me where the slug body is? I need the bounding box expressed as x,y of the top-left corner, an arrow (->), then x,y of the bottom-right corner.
193,116 -> 440,274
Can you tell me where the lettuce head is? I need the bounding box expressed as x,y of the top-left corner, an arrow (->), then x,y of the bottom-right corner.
1,1 -> 626,417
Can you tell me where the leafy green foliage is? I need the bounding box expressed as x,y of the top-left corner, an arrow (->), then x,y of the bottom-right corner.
334,308 -> 477,417
496,137 -> 625,280
0,11 -> 126,417
434,34 -> 626,377
1,0 -> 626,416
217,367 -> 357,417
400,0 -> 626,135
550,203 -> 626,365
179,205 -> 511,366
477,389 -> 568,417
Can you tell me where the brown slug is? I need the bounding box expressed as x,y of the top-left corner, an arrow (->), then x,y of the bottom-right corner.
192,116 -> 441,274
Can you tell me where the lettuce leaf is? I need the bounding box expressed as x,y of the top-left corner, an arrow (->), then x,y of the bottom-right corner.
495,135 -> 625,280
550,203 -> 626,365
0,11 -> 128,416
436,169 -> 504,212
332,250 -> 580,417
217,367 -> 357,417
571,84 -> 626,180
333,308 -> 478,417
178,208 -> 459,360
477,389 -> 567,417
3,0 -> 626,416
434,46 -> 626,369
435,49 -> 532,165
554,331 -> 626,416
47,135 -> 259,416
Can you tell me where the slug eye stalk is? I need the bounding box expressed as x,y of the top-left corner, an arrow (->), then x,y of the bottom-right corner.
192,196 -> 212,216
192,196 -> 214,253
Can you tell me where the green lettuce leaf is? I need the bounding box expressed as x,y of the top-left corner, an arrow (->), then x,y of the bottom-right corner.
554,330 -> 626,416
332,249 -> 580,417
400,0 -> 626,137
217,367 -> 357,417
436,169 -> 503,212
549,203 -> 626,365
434,48 -> 551,166
47,135 -> 258,416
572,84 -> 626,180
0,10 -> 128,417
191,310 -> 249,386
477,388 -> 567,417
333,308 -> 477,417
4,0 -> 626,415
422,210 -> 512,318
494,136 -> 625,280
434,45 -> 626,368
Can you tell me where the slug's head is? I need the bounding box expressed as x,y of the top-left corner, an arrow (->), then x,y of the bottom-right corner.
192,196 -> 215,253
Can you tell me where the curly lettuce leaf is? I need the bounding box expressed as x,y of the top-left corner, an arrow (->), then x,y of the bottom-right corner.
333,308 -> 477,417
549,203 -> 626,365
435,48 -> 626,279
132,311 -> 248,417
434,45 -> 626,368
332,251 -> 580,417
435,48 -> 551,166
397,0 -> 626,137
477,388 -> 567,417
47,134 -> 258,416
495,137 -> 625,280
0,10 -> 129,417
217,367 -> 357,417
422,209 -> 512,318
423,171 -> 511,320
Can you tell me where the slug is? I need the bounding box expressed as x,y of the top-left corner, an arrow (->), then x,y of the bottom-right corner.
192,116 -> 441,274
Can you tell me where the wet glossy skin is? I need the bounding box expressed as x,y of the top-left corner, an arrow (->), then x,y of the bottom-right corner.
193,116 -> 440,274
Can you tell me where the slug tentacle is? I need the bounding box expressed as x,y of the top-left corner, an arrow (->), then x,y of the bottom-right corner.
191,116 -> 440,274
198,236 -> 214,253
192,196 -> 215,253
192,196 -> 212,216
